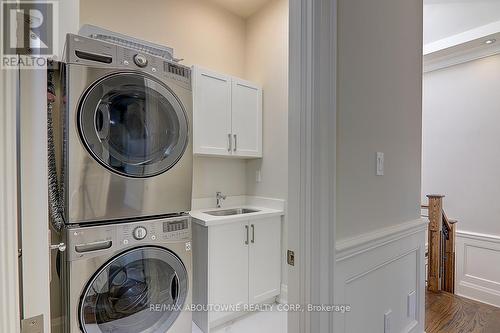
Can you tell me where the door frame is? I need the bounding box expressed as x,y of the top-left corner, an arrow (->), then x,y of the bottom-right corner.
288,0 -> 337,332
0,63 -> 21,333
1,0 -> 338,331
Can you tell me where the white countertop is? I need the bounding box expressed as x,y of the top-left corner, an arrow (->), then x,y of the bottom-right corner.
190,205 -> 284,227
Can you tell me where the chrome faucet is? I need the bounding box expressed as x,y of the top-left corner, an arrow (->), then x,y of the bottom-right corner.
216,191 -> 227,208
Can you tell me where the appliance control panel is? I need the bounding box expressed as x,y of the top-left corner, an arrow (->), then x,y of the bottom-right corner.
120,217 -> 191,246
66,215 -> 191,261
115,47 -> 191,89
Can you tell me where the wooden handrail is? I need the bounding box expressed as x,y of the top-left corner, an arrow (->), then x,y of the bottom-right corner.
423,194 -> 458,294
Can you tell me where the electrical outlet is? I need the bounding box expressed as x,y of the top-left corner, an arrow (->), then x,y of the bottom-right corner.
384,310 -> 392,333
376,152 -> 384,176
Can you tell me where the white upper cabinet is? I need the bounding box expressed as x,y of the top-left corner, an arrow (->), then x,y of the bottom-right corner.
231,79 -> 262,157
192,66 -> 262,158
192,67 -> 232,155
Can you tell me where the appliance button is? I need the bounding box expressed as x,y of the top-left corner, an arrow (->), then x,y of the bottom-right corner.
123,60 -> 129,65
133,226 -> 147,240
151,235 -> 156,240
151,67 -> 157,72
133,54 -> 148,67
123,239 -> 129,245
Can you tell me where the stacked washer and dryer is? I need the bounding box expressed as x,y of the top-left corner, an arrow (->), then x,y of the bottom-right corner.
52,32 -> 194,333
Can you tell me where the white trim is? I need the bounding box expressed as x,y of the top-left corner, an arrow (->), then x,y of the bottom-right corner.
424,31 -> 500,73
277,284 -> 288,304
424,21 -> 500,55
288,0 -> 337,332
456,230 -> 500,243
334,221 -> 426,333
336,218 -> 428,262
456,230 -> 500,308
19,67 -> 51,333
0,65 -> 21,333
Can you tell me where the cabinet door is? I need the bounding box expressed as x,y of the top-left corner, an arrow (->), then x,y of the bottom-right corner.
193,66 -> 232,156
231,78 -> 262,158
208,220 -> 249,324
249,216 -> 282,304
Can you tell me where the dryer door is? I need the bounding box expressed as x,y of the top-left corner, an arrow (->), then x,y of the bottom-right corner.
79,247 -> 188,333
79,72 -> 189,178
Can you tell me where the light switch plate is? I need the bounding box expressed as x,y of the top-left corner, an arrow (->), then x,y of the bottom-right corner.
376,152 -> 384,176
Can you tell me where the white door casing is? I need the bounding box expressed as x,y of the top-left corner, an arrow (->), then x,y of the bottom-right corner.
0,62 -> 21,333
288,0 -> 337,332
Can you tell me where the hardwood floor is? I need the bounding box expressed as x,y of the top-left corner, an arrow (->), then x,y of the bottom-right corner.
426,291 -> 500,333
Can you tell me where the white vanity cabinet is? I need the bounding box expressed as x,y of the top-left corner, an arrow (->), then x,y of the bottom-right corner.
192,66 -> 262,158
192,215 -> 282,331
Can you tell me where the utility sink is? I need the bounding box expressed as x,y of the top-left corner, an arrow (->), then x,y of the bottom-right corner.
204,208 -> 260,216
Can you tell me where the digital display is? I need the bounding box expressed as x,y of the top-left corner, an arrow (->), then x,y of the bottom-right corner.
163,220 -> 188,233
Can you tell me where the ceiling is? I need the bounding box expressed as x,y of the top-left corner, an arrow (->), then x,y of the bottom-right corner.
207,0 -> 273,18
424,0 -> 500,44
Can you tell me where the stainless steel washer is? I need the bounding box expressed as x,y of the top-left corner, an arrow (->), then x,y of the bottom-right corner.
63,216 -> 192,333
59,34 -> 193,224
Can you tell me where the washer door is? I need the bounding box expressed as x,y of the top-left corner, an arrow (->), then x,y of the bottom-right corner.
79,247 -> 188,333
79,72 -> 189,178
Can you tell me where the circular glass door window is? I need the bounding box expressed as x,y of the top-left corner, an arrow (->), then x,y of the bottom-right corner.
79,247 -> 188,333
79,72 -> 189,178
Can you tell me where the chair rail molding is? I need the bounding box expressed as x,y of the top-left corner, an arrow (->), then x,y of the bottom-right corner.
0,65 -> 21,333
456,230 -> 500,308
334,219 -> 427,333
288,0 -> 337,332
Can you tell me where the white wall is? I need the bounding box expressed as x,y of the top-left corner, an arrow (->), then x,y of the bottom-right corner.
336,0 -> 423,241
423,54 -> 500,236
422,54 -> 500,306
80,0 -> 249,199
334,0 -> 424,330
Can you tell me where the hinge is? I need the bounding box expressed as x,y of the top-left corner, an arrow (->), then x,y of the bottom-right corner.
21,314 -> 43,333
287,250 -> 295,266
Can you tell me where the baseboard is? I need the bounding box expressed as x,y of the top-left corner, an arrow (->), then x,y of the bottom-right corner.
456,230 -> 500,308
334,219 -> 427,333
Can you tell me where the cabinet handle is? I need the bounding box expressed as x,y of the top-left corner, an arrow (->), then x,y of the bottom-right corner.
245,225 -> 249,245
233,134 -> 237,152
251,224 -> 255,243
228,133 -> 232,152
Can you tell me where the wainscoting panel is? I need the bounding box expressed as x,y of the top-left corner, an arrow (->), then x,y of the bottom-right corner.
456,231 -> 500,307
334,219 -> 427,333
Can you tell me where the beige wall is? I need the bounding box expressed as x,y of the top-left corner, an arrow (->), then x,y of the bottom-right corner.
244,0 -> 288,287
245,0 -> 289,201
80,0 -> 249,199
336,0 -> 423,240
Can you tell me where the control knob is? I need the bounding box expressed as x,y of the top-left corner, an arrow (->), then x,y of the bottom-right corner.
133,54 -> 148,67
133,226 -> 147,240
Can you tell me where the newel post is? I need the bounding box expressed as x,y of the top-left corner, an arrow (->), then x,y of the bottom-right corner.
427,194 -> 444,292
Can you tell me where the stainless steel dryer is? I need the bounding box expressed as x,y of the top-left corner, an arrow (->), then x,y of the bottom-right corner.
59,34 -> 193,224
63,216 -> 192,333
